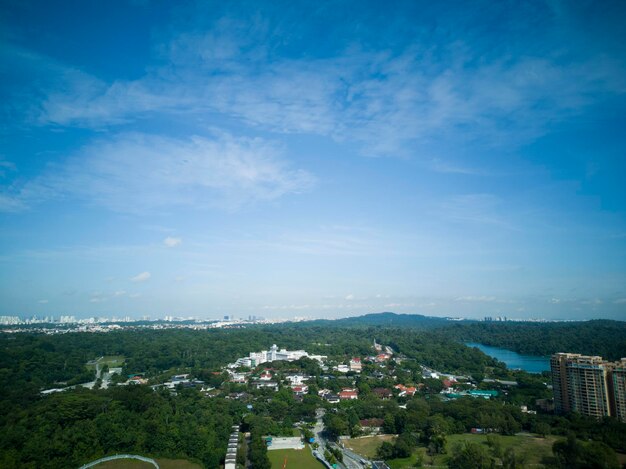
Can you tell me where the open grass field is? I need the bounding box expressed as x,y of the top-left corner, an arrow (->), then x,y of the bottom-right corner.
345,433 -> 559,468
86,355 -> 126,370
99,355 -> 126,367
343,435 -> 396,459
155,459 -> 203,469
91,460 -> 150,469
386,433 -> 559,468
91,457 -> 201,469
268,445 -> 324,469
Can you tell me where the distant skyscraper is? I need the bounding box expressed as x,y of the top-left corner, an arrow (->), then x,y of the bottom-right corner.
551,353 -> 625,422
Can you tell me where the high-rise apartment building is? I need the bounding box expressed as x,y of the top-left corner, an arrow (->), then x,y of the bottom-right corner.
551,353 -> 626,422
551,353 -> 576,414
566,355 -> 612,419
612,359 -> 626,423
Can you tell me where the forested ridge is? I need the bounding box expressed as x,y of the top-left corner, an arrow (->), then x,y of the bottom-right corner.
441,319 -> 626,360
306,313 -> 626,360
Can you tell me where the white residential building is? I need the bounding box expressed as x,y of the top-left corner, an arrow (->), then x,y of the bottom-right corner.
286,374 -> 309,385
228,344 -> 327,368
350,358 -> 362,372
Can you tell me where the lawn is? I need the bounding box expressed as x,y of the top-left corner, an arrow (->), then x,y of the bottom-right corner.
86,355 -> 126,370
386,433 -> 559,468
155,458 -> 203,469
90,457 -> 201,469
99,355 -> 126,368
268,445 -> 324,469
343,435 -> 396,459
91,460 -> 150,469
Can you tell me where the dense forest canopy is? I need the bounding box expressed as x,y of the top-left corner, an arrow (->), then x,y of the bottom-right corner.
308,313 -> 626,360
1,316 -> 625,468
440,319 -> 626,360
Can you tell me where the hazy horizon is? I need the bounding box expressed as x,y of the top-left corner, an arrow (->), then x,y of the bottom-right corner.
1,1 -> 625,321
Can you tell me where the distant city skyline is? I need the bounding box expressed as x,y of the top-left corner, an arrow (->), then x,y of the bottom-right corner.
1,1 -> 625,320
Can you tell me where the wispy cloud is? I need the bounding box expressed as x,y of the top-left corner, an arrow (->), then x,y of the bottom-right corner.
1,132 -> 314,213
163,237 -> 182,247
131,271 -> 151,282
438,193 -> 517,229
27,22 -> 626,156
428,158 -> 488,176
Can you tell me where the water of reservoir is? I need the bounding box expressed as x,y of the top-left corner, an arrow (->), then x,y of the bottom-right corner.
465,342 -> 550,374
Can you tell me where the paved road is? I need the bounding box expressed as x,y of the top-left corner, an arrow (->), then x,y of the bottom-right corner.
314,409 -> 367,469
342,447 -> 369,468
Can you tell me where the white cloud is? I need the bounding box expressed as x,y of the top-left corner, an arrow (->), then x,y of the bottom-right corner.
455,296 -> 497,302
163,236 -> 182,247
38,299 -> 49,304
345,294 -> 354,300
30,26 -> 626,157
2,132 -> 314,213
131,271 -> 151,282
114,290 -> 126,297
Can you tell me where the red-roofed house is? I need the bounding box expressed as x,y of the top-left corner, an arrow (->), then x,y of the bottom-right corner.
372,387 -> 393,399
339,388 -> 359,400
394,384 -> 417,396
349,357 -> 362,372
292,385 -> 309,396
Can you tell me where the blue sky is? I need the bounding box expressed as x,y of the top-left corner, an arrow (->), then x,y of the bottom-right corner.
1,0 -> 625,320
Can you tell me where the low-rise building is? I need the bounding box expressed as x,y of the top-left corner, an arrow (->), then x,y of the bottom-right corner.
394,384 -> 417,396
350,358 -> 362,372
373,388 -> 393,400
339,388 -> 359,400
252,380 -> 279,391
360,418 -> 384,434
292,385 -> 309,396
229,344 -> 327,369
286,374 -> 309,385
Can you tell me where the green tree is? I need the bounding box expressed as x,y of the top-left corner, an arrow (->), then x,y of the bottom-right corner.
448,442 -> 494,469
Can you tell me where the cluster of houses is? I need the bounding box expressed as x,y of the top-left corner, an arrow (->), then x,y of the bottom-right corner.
333,357 -> 363,373
317,387 -> 359,403
69,341 -> 505,410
